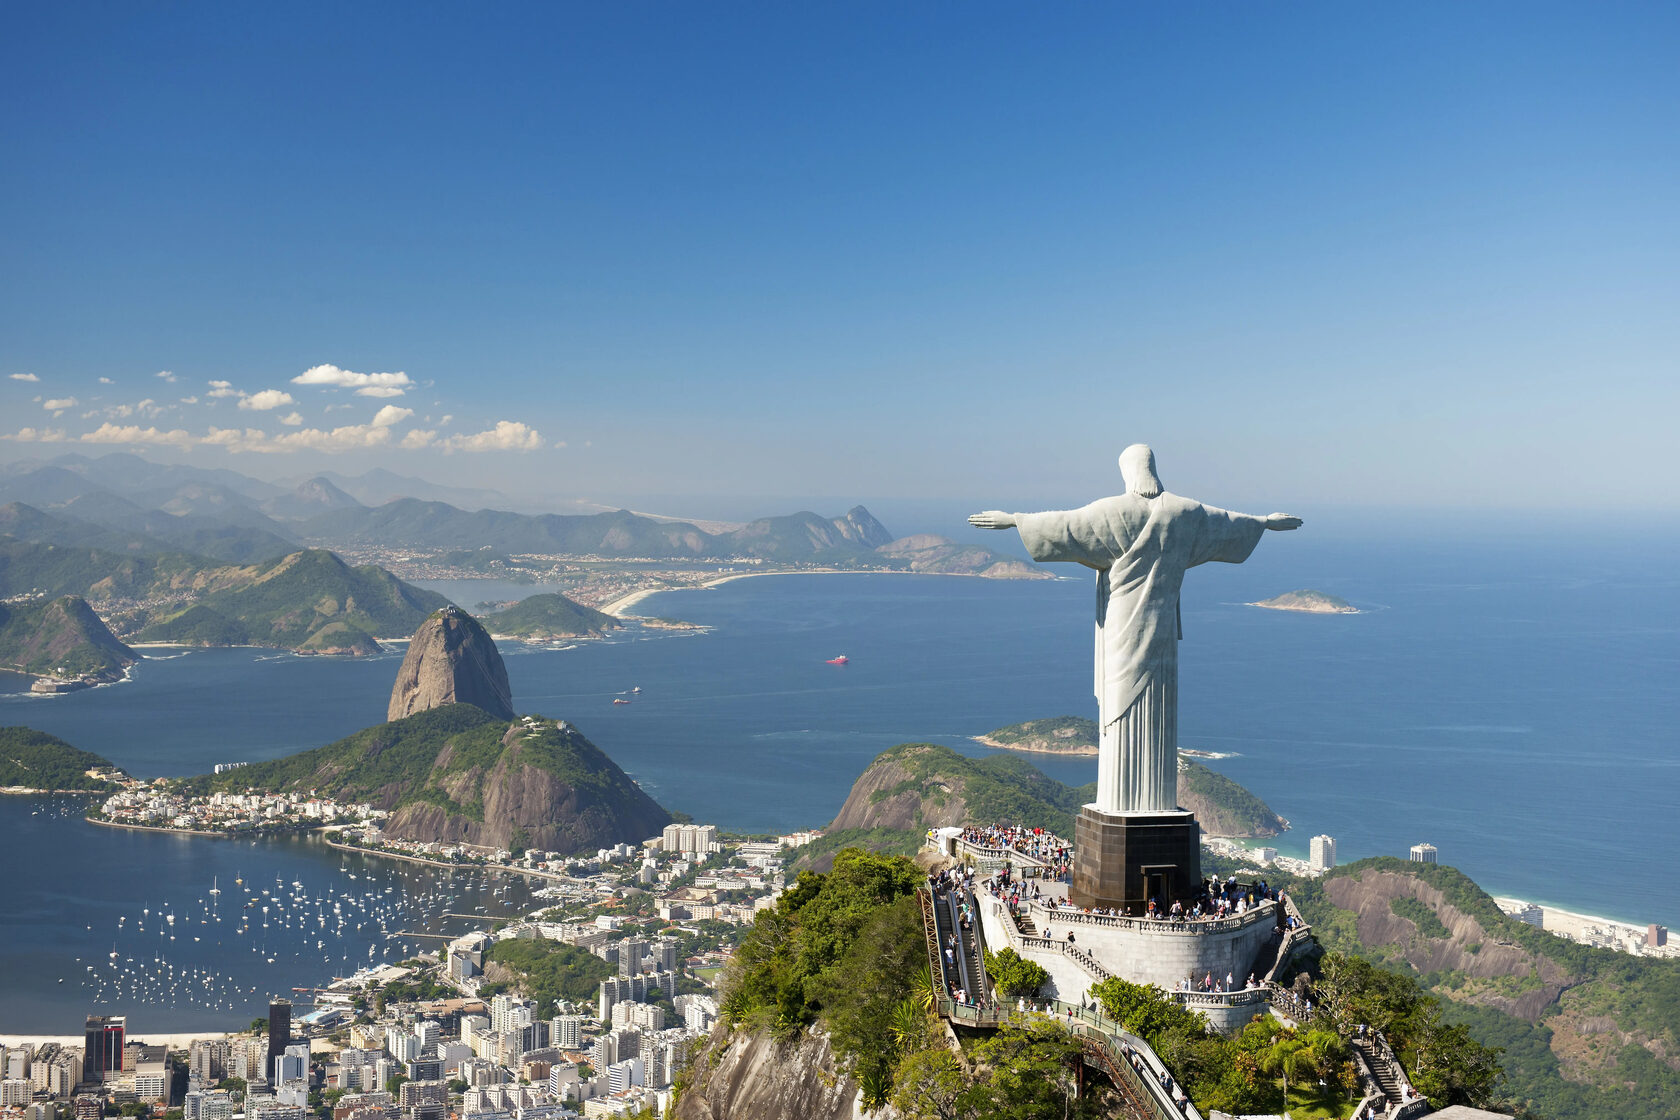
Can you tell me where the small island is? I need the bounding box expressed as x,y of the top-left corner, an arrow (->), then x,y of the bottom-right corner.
1250,588 -> 1358,614
973,715 -> 1098,755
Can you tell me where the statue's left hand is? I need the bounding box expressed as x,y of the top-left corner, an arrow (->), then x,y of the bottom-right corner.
1265,513 -> 1303,531
968,511 -> 1017,530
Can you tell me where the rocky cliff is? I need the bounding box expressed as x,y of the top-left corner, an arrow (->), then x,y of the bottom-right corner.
389,606 -> 515,721
382,715 -> 672,852
1321,866 -> 1572,1022
673,1025 -> 859,1120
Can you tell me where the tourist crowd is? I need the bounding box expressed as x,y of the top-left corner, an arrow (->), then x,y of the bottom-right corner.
956,824 -> 1073,879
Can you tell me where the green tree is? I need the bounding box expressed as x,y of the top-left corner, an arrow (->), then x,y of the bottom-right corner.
983,948 -> 1050,999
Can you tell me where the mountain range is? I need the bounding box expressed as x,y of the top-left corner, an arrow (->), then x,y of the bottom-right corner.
0,452 -> 1039,573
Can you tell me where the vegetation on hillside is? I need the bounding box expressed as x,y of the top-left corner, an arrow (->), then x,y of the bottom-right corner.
857,742 -> 1095,837
0,595 -> 135,679
133,549 -> 447,649
981,715 -> 1096,750
176,706 -> 668,853
1177,758 -> 1287,837
713,847 -> 1115,1116
1092,976 -> 1360,1116
0,726 -> 119,790
483,939 -> 616,1017
1290,856 -> 1680,1119
175,704 -> 509,803
0,538 -> 199,601
479,593 -> 619,638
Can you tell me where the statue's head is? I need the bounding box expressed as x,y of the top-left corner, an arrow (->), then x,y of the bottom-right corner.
1119,444 -> 1163,498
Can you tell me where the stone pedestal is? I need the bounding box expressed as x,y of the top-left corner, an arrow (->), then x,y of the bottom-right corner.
1071,805 -> 1201,912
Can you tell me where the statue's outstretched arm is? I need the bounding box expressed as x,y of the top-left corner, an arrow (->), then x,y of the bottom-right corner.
968,511 -> 1017,530
1264,513 -> 1302,531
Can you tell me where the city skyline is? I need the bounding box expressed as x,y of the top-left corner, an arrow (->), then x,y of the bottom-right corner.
3,3 -> 1677,514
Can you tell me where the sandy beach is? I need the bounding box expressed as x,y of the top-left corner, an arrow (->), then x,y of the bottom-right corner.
0,1031 -> 237,1049
601,566 -> 1023,618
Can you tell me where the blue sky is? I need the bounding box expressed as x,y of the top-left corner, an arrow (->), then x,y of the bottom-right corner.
2,3 -> 1676,515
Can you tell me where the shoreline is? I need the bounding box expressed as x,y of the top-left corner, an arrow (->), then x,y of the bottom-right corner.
0,1031 -> 239,1050
1248,601 -> 1360,615
969,733 -> 1097,757
603,566 -> 1041,618
322,837 -> 577,886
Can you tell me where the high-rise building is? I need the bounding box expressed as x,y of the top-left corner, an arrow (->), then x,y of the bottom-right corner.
1408,843 -> 1438,864
1308,835 -> 1337,873
1649,924 -> 1668,947
84,1016 -> 126,1081
550,1016 -> 583,1051
267,1000 -> 292,1084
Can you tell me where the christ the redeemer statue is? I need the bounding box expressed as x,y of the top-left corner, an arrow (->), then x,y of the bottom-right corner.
970,445 -> 1300,818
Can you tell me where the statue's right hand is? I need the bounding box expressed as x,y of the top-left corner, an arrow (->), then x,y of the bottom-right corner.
968,511 -> 1016,530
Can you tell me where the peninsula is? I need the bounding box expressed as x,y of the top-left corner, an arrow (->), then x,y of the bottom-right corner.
1251,588 -> 1358,613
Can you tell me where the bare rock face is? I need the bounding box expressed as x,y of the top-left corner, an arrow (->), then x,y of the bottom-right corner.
388,606 -> 514,722
673,1025 -> 857,1120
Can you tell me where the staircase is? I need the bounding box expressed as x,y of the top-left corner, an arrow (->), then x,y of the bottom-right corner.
1353,1038 -> 1404,1114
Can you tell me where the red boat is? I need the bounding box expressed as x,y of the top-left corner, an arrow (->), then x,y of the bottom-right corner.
826,655 -> 849,665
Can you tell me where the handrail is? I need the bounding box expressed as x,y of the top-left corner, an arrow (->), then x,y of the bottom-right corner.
1025,896 -> 1278,935
939,996 -> 1201,1120
1168,986 -> 1269,1009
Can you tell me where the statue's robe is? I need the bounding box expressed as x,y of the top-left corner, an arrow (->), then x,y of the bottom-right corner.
1016,493 -> 1267,813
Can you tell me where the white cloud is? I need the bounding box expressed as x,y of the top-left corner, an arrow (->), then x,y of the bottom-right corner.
44,397 -> 78,415
208,422 -> 396,454
279,411 -> 303,426
9,373 -> 39,382
206,380 -> 241,398
371,405 -> 413,428
291,364 -> 412,397
439,420 -> 545,452
81,423 -> 195,450
98,376 -> 114,385
400,429 -> 437,449
179,396 -> 199,405
238,389 -> 296,411
155,370 -> 177,383
3,426 -> 67,442
440,414 -> 453,425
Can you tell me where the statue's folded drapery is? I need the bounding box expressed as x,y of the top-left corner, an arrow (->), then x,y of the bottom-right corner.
1016,493 -> 1266,813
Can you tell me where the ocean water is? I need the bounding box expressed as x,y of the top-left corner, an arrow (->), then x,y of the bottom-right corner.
2,525 -> 1677,1032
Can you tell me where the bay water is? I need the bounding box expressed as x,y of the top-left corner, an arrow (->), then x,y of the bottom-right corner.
2,524 -> 1676,1032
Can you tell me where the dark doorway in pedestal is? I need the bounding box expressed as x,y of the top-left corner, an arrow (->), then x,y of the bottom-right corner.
1144,868 -> 1169,909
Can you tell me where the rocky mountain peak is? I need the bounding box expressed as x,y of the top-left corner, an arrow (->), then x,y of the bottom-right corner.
388,606 -> 515,722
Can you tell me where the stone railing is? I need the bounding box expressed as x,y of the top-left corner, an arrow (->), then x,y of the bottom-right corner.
1263,980 -> 1315,1024
1370,1030 -> 1428,1119
1029,896 -> 1277,936
1168,986 -> 1270,1011
1006,927 -> 1116,984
